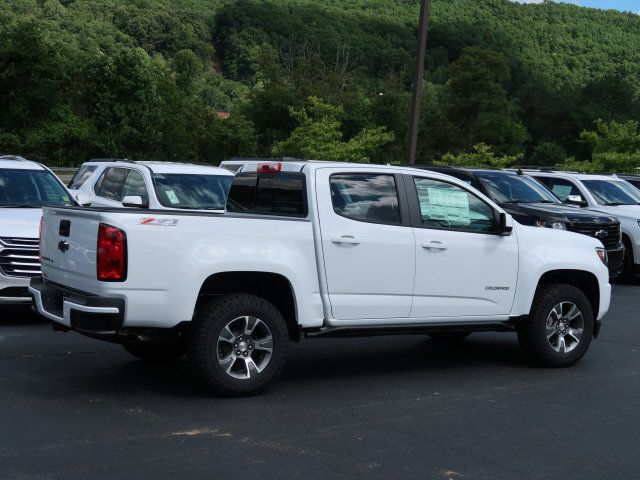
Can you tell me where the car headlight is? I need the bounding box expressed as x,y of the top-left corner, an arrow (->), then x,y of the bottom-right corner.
535,220 -> 567,230
596,247 -> 608,266
637,220 -> 640,227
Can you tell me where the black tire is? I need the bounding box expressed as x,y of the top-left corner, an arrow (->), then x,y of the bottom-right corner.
517,283 -> 594,368
428,332 -> 470,342
621,237 -> 635,283
188,294 -> 289,397
123,340 -> 186,362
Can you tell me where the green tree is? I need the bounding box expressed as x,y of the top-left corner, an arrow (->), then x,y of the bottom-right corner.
437,143 -> 522,169
272,97 -> 393,162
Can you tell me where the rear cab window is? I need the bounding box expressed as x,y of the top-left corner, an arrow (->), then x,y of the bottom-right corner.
227,173 -> 307,217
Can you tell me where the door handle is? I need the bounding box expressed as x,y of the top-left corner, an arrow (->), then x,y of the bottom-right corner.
331,235 -> 360,245
422,241 -> 447,251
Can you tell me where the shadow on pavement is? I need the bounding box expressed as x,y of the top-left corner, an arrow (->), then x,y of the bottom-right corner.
0,305 -> 46,325
56,334 -> 530,398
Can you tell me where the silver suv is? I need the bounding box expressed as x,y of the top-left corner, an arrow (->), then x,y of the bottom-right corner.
0,155 -> 75,304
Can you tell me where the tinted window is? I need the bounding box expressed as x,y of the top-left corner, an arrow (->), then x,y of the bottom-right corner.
413,177 -> 494,233
535,177 -> 581,201
476,172 -> 560,204
0,169 -> 72,207
68,165 -> 97,189
625,179 -> 640,191
121,170 -> 148,204
227,173 -> 306,216
97,168 -> 128,200
330,174 -> 400,225
153,174 -> 233,210
582,180 -> 640,206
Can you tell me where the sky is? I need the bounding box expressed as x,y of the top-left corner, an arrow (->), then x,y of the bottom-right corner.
513,0 -> 639,12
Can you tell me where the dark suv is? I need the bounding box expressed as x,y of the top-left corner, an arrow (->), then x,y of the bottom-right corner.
411,166 -> 624,278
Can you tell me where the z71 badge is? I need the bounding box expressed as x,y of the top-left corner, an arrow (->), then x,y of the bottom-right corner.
138,218 -> 179,226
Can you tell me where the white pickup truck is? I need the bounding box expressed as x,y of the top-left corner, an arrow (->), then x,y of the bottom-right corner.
31,161 -> 611,396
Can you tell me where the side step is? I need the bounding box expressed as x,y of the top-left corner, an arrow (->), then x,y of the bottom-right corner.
304,322 -> 514,339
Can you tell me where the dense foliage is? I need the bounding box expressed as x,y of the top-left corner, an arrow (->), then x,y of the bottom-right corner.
1,0 -> 640,169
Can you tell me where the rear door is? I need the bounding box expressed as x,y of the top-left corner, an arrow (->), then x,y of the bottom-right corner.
315,168 -> 415,320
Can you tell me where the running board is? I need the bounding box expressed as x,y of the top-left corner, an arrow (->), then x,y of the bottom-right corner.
304,322 -> 514,339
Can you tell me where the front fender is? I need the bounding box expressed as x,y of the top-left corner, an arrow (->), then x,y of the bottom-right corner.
510,225 -> 610,320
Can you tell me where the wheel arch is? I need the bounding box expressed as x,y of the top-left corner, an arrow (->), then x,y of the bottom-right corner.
196,271 -> 300,342
533,269 -> 599,318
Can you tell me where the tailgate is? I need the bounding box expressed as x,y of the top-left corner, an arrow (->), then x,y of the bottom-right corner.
40,207 -> 101,293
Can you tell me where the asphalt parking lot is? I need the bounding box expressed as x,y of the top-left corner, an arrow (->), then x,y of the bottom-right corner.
1,286 -> 639,480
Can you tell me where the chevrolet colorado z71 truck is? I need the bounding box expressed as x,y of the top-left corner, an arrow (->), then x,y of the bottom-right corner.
31,161 -> 611,396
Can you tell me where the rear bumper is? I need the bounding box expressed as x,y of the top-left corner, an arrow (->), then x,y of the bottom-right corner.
29,277 -> 124,338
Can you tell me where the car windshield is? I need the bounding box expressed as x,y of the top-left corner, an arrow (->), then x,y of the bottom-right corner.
582,180 -> 640,206
152,173 -> 233,210
0,169 -> 72,207
476,172 -> 561,204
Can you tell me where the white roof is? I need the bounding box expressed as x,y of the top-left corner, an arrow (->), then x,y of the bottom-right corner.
529,171 -> 622,182
81,160 -> 234,176
137,162 -> 234,175
234,159 -> 469,181
0,155 -> 45,170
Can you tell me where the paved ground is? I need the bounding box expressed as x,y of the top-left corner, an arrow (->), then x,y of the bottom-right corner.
1,287 -> 639,480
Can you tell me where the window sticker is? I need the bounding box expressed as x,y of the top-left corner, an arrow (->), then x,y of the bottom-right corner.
552,184 -> 572,199
424,187 -> 470,225
165,190 -> 180,204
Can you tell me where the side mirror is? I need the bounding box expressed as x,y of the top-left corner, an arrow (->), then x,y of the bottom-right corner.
122,196 -> 146,208
565,194 -> 587,207
495,211 -> 513,236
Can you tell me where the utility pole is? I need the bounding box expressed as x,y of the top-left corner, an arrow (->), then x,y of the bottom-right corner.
406,0 -> 431,164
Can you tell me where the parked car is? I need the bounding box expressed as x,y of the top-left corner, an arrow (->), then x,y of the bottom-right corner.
31,160 -> 611,396
0,155 -> 75,304
525,170 -> 640,281
68,160 -> 234,211
412,166 -> 624,279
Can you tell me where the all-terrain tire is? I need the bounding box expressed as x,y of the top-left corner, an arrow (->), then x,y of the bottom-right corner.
188,294 -> 289,397
517,283 -> 594,368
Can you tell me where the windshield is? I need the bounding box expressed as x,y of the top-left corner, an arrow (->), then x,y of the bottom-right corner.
582,180 -> 640,206
152,174 -> 233,210
476,172 -> 561,204
0,169 -> 72,207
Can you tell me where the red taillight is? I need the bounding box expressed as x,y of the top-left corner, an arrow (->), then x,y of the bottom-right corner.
257,162 -> 282,173
97,223 -> 127,281
38,216 -> 44,262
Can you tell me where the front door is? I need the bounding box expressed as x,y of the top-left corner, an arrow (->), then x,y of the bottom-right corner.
408,175 -> 519,319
